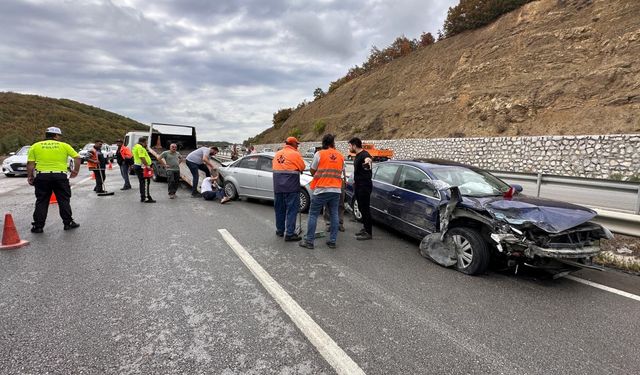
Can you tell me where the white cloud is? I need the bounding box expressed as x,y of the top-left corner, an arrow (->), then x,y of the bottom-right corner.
0,0 -> 457,142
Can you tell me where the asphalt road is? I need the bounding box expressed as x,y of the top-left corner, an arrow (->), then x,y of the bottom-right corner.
1,168 -> 639,374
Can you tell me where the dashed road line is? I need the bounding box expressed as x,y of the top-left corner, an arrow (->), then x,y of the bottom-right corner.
218,228 -> 366,375
565,275 -> 640,302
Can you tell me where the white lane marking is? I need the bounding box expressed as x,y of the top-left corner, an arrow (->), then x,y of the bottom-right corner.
218,229 -> 366,375
71,176 -> 92,189
565,275 -> 640,302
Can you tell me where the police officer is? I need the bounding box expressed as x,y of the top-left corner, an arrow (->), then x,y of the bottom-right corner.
272,136 -> 306,241
26,126 -> 81,233
132,137 -> 156,203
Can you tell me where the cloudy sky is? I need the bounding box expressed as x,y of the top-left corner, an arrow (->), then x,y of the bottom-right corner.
1,0 -> 457,142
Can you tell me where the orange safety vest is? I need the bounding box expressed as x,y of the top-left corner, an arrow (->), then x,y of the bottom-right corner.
272,145 -> 305,172
120,145 -> 133,159
87,149 -> 100,169
310,149 -> 344,190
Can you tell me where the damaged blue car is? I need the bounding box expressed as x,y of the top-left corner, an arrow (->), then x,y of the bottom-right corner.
345,159 -> 613,276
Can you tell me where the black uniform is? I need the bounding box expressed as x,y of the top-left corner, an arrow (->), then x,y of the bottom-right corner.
353,150 -> 373,235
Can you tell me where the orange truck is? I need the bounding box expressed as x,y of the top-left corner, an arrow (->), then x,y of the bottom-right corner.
348,143 -> 393,161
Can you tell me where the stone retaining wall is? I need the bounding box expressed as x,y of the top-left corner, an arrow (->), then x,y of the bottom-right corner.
256,134 -> 640,180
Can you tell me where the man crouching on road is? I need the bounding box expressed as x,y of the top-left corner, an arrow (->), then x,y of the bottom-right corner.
272,137 -> 306,241
185,146 -> 219,197
27,126 -> 81,233
201,170 -> 231,204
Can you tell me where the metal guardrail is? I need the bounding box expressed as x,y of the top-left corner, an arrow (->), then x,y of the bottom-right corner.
592,209 -> 640,237
491,171 -> 640,215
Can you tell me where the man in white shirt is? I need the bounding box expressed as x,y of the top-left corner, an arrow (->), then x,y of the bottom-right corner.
201,172 -> 231,204
186,146 -> 219,197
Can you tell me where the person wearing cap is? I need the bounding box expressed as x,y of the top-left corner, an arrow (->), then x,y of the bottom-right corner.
132,137 -> 155,203
26,126 -> 81,233
115,139 -> 133,190
272,136 -> 306,241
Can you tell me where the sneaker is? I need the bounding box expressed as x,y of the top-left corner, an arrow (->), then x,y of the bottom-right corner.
275,231 -> 284,237
169,194 -> 176,199
30,226 -> 43,233
63,221 -> 80,230
285,234 -> 302,242
144,199 -> 157,203
298,240 -> 314,249
356,232 -> 372,241
326,241 -> 336,249
355,228 -> 367,236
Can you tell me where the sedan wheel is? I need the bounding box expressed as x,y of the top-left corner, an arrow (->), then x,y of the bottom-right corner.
444,227 -> 490,275
352,199 -> 363,221
299,189 -> 310,213
224,181 -> 238,200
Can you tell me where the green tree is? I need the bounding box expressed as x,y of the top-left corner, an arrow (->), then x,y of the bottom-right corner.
313,119 -> 326,134
288,127 -> 302,138
272,108 -> 293,128
313,88 -> 326,100
443,0 -> 534,38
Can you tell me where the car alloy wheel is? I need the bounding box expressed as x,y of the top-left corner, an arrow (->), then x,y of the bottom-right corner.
444,227 -> 490,275
353,199 -> 362,221
299,189 -> 310,213
450,234 -> 473,269
224,181 -> 238,200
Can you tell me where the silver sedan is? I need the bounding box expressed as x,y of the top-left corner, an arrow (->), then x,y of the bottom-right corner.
219,152 -> 312,212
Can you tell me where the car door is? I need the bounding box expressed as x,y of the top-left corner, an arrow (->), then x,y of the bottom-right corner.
370,163 -> 401,223
389,165 -> 440,239
255,156 -> 275,199
234,156 -> 260,196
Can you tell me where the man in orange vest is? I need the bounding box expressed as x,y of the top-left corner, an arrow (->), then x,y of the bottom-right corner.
299,134 -> 344,249
272,137 -> 306,241
87,140 -> 107,193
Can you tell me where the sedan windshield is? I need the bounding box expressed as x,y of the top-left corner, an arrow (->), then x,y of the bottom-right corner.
430,166 -> 510,197
16,146 -> 30,156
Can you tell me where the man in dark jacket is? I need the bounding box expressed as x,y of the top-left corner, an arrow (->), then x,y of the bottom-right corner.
115,139 -> 132,190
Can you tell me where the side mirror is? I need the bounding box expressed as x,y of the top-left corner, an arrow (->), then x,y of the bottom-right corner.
511,184 -> 523,193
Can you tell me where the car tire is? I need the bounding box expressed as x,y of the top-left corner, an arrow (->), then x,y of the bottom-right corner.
352,199 -> 363,221
151,165 -> 166,182
224,181 -> 238,200
444,227 -> 490,275
299,189 -> 310,213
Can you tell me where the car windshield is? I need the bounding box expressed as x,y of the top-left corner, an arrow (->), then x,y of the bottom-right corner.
16,146 -> 30,156
82,143 -> 94,150
430,166 -> 510,197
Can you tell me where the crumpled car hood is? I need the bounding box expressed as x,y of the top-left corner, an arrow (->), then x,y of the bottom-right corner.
461,195 -> 597,234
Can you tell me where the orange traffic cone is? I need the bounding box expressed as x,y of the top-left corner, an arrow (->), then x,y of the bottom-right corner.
50,192 -> 58,204
108,161 -> 113,170
1,213 -> 29,250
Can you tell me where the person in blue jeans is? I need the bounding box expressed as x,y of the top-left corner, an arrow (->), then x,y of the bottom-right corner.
185,146 -> 219,197
272,137 -> 306,241
300,134 -> 345,249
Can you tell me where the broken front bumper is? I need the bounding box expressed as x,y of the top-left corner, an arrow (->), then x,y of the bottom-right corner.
528,244 -> 601,259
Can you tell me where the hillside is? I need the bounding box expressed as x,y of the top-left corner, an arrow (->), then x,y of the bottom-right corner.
0,92 -> 148,153
254,0 -> 640,143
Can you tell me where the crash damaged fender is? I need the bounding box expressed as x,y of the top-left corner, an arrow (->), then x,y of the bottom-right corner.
419,187 -> 460,267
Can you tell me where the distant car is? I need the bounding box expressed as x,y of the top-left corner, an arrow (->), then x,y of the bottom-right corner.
78,143 -> 114,164
262,147 -> 274,153
2,146 -> 30,176
345,159 -> 612,276
2,145 -> 75,176
219,152 -> 312,212
303,147 -> 318,159
110,144 -> 118,159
